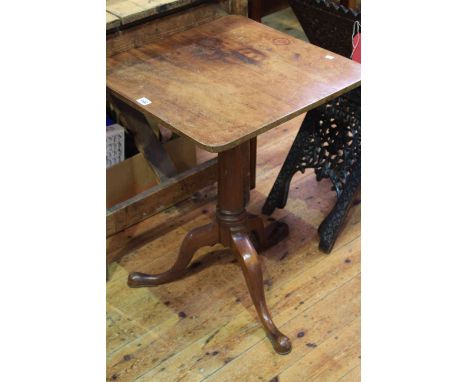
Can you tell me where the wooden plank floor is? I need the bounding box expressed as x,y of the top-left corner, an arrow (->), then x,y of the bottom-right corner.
262,7 -> 308,43
106,112 -> 361,381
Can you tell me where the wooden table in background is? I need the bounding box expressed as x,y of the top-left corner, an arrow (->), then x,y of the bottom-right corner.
107,15 -> 360,354
106,0 -> 247,31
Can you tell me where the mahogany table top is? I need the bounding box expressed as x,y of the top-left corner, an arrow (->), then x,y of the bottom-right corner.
107,15 -> 361,152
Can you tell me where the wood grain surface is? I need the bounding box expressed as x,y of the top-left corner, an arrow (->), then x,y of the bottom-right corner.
107,15 -> 361,152
106,114 -> 361,381
107,3 -> 229,57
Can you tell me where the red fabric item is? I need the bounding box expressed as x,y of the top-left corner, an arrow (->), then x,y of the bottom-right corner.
351,32 -> 361,63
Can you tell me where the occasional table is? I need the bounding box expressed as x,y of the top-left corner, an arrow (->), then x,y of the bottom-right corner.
107,15 -> 360,354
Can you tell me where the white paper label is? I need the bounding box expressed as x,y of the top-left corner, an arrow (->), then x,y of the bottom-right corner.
136,97 -> 152,105
325,55 -> 335,60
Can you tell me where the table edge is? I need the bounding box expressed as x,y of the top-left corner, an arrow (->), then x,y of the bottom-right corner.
107,79 -> 360,153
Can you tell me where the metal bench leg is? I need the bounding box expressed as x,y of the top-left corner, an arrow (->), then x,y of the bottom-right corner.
262,111 -> 315,215
318,162 -> 360,253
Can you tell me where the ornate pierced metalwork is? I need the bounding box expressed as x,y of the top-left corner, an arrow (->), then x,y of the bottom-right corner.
289,0 -> 361,58
262,0 -> 361,253
262,90 -> 360,252
301,89 -> 360,195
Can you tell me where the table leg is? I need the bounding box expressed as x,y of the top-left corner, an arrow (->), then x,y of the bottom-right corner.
127,141 -> 291,354
249,137 -> 257,190
128,223 -> 219,287
231,232 -> 291,354
318,162 -> 360,253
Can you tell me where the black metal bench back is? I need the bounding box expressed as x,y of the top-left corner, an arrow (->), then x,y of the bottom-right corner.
289,0 -> 360,58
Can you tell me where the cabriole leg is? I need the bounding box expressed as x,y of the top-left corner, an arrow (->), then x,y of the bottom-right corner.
128,223 -> 219,287
231,232 -> 292,354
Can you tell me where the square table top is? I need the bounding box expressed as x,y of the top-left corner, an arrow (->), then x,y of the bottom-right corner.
107,15 -> 361,153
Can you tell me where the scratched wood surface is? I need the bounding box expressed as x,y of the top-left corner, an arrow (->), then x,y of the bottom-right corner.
106,113 -> 361,381
107,15 -> 361,152
107,2 -> 229,57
